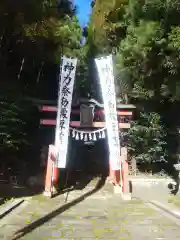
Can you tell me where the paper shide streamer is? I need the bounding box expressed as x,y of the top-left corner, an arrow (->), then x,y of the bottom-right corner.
69,127 -> 106,142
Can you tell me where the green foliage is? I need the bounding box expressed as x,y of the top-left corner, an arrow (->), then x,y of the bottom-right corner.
0,99 -> 28,152
75,47 -> 90,97
89,0 -> 180,101
116,0 -> 180,102
0,85 -> 35,162
127,112 -> 167,163
0,0 -> 83,94
116,20 -> 165,100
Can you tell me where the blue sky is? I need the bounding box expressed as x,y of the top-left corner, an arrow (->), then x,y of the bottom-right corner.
74,0 -> 92,27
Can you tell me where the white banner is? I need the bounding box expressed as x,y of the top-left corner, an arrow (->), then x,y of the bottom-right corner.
95,55 -> 121,170
55,56 -> 77,168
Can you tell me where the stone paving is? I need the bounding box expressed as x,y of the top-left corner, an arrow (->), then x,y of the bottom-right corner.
1,178 -> 180,239
131,178 -> 174,202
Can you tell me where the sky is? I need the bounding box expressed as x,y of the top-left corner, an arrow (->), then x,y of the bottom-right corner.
74,0 -> 92,27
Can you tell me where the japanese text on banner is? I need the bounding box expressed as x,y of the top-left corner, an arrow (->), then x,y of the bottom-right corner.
55,56 -> 77,168
95,55 -> 121,170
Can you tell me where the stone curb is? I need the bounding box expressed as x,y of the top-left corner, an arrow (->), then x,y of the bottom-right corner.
0,199 -> 24,219
130,178 -> 174,182
150,200 -> 180,219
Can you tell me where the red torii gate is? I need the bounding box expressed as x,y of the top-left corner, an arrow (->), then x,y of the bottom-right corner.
40,100 -> 135,197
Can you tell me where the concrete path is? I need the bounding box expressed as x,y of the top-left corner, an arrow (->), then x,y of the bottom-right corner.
1,178 -> 180,239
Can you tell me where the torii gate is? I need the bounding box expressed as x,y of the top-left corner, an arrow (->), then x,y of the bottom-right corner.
39,98 -> 135,198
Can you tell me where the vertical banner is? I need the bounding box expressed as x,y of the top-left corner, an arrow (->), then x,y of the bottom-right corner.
55,56 -> 77,168
95,55 -> 121,170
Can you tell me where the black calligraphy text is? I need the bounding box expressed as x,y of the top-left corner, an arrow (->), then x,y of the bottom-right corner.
59,61 -> 75,139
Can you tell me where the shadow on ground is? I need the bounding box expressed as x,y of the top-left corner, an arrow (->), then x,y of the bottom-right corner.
0,184 -> 43,201
11,175 -> 107,240
0,164 -> 109,204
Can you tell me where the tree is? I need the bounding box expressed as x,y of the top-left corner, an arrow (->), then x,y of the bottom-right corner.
0,0 -> 84,173
88,0 -> 180,168
127,112 -> 167,164
0,0 -> 83,96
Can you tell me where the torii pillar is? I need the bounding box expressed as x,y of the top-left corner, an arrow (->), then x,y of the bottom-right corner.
43,145 -> 59,197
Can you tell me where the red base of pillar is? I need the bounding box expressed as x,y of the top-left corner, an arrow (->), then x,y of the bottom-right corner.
44,145 -> 58,197
53,167 -> 59,185
121,147 -> 128,193
122,159 -> 128,193
44,145 -> 53,195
